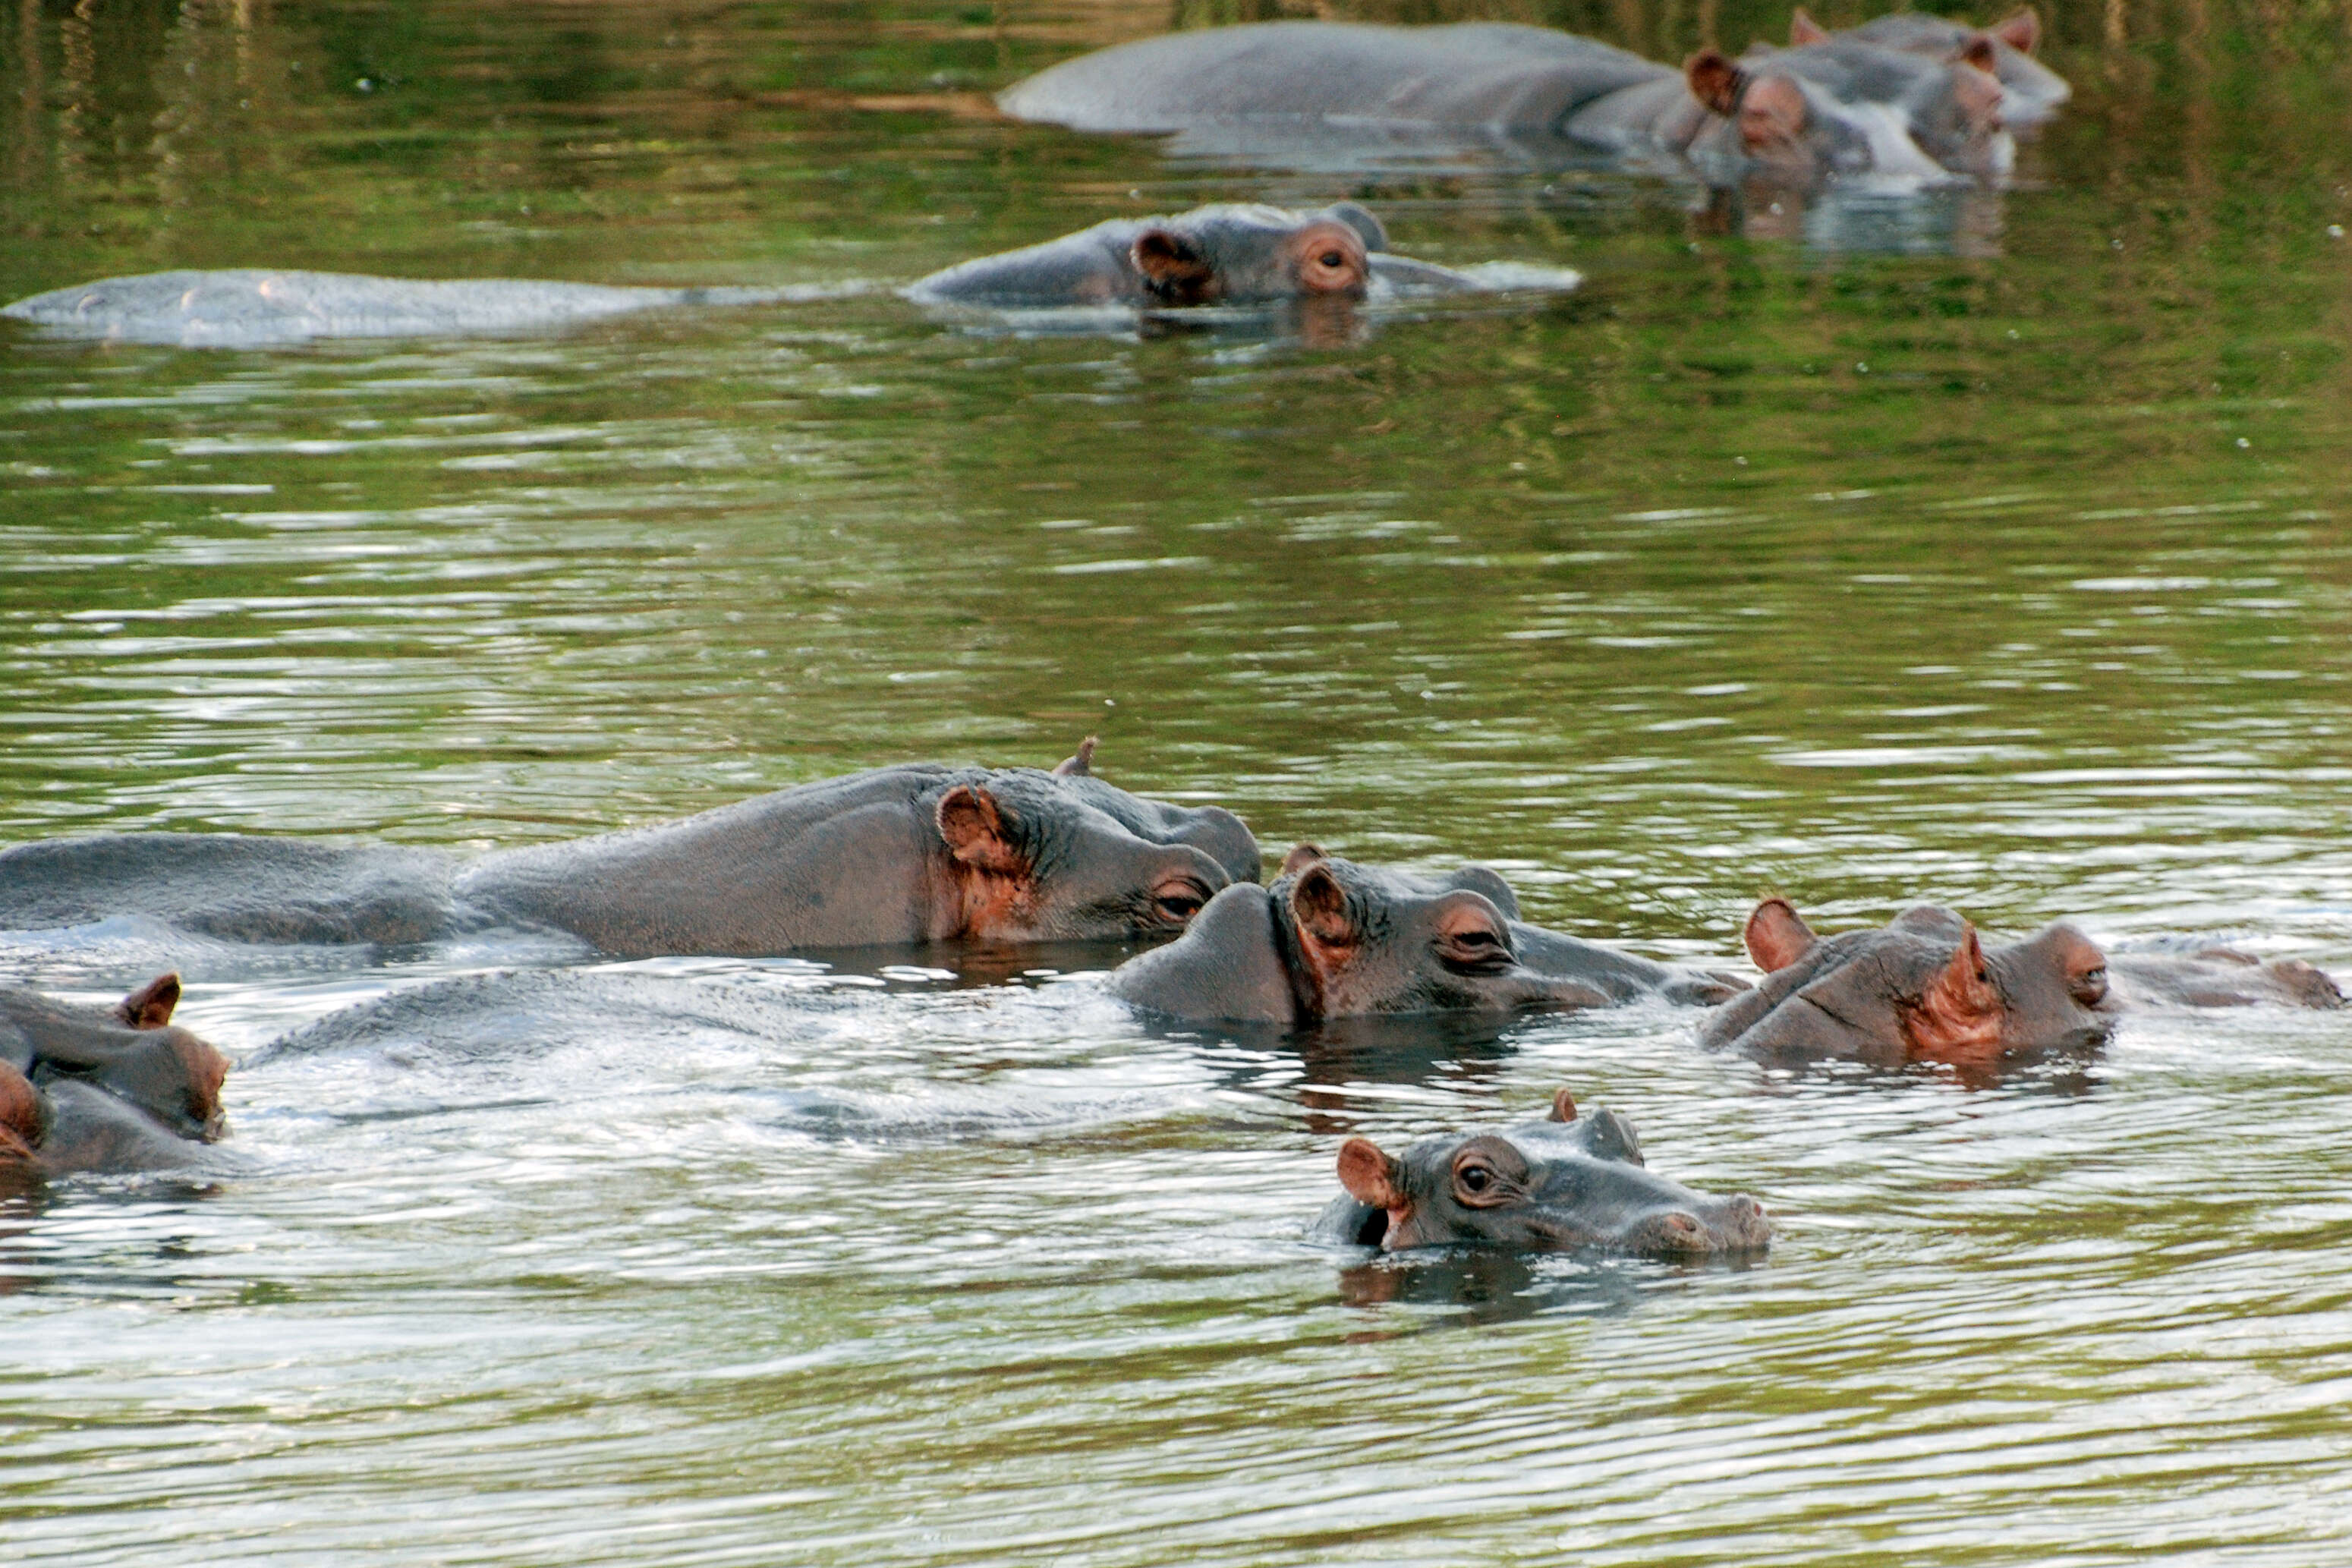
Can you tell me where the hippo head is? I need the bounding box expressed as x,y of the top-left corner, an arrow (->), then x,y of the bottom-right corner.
1817,7 -> 2070,128
1129,203 -> 1385,306
930,767 -> 1245,946
1687,41 -> 2009,185
1045,737 -> 1261,889
1328,1087 -> 1771,1258
1699,898 -> 2118,1065
0,972 -> 231,1159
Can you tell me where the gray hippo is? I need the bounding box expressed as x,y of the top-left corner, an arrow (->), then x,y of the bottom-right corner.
0,745 -> 1259,959
905,201 -> 1481,308
0,270 -> 795,348
1313,1085 -> 1771,1257
0,974 -> 231,1176
1700,896 -> 2344,1067
997,22 -> 2008,186
1786,7 -> 2068,128
1107,845 -> 1741,1022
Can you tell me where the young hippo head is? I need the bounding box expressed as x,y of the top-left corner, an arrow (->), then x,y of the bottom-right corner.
0,973 -> 231,1164
1129,202 -> 1384,305
1686,41 -> 2010,185
1822,6 -> 2070,127
1699,898 -> 2117,1066
1326,1087 -> 1771,1258
928,769 -> 1242,946
1045,737 -> 1261,888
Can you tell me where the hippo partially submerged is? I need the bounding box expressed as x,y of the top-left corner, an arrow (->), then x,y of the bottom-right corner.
1107,845 -> 1740,1022
1,974 -> 230,1176
0,745 -> 1259,959
905,202 -> 1485,308
1701,897 -> 2343,1066
998,22 -> 2010,186
1315,1086 -> 1771,1258
1787,7 -> 2068,128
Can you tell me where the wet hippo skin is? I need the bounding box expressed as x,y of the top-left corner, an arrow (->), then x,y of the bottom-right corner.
1782,6 -> 2069,128
1700,896 -> 2343,1067
0,745 -> 1260,959
1312,1085 -> 1771,1258
1107,844 -> 1743,1022
0,974 -> 231,1176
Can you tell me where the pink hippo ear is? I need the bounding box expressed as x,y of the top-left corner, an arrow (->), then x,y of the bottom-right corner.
1052,736 -> 1097,778
1132,229 -> 1216,302
1685,48 -> 1749,116
1548,1086 -> 1579,1123
115,972 -> 181,1030
1959,34 -> 2001,74
1991,6 -> 2041,53
1789,8 -> 1832,46
1905,925 -> 2006,1061
1289,862 -> 1356,949
1337,1137 -> 1405,1211
935,785 -> 1027,875
1744,899 -> 1817,973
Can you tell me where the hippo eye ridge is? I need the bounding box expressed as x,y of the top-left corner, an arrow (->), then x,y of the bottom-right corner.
1440,927 -> 1513,974
1151,880 -> 1211,925
1450,1148 -> 1519,1207
2070,965 -> 2108,1006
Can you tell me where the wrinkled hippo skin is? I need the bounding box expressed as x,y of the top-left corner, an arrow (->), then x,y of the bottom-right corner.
0,747 -> 1259,959
1311,1085 -> 1770,1258
998,22 -> 2009,185
1,269 -> 789,348
1107,844 -> 1741,1022
1786,6 -> 2069,128
0,974 -> 230,1176
906,202 -> 1480,307
1701,897 -> 2341,1066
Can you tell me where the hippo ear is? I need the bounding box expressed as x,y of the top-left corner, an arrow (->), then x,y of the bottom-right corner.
1906,924 -> 2006,1060
1289,862 -> 1355,947
115,972 -> 181,1030
0,1062 -> 43,1159
1958,34 -> 2000,74
1279,842 -> 1327,877
1133,229 -> 1215,301
1325,201 -> 1387,253
1052,735 -> 1097,778
1789,7 -> 1832,46
1991,6 -> 2041,53
1745,899 -> 1816,973
1548,1086 -> 1578,1123
936,785 -> 1027,875
1685,49 -> 1749,116
1337,1137 -> 1404,1210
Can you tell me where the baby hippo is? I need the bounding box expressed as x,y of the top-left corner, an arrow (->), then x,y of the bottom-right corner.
1107,845 -> 1740,1022
905,202 -> 1478,308
1316,1086 -> 1771,1257
1702,897 -> 2342,1066
1,974 -> 230,1175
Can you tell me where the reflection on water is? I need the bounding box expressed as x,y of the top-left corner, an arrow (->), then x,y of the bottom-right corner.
5,1 -> 2352,1564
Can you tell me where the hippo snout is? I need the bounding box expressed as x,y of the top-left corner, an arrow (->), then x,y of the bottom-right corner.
1621,1194 -> 1771,1258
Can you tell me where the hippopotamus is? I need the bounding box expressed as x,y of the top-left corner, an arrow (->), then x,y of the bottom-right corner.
0,974 -> 230,1175
997,22 -> 2009,186
1786,7 -> 2069,128
1699,897 -> 2343,1066
905,201 -> 1481,308
0,745 -> 1260,959
1313,1085 -> 1771,1257
0,269 -> 793,348
1107,845 -> 1740,1022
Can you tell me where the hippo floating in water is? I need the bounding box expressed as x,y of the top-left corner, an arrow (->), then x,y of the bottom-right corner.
0,744 -> 1258,959
1107,845 -> 1740,1023
1784,7 -> 2068,128
0,974 -> 230,1176
905,201 -> 1487,308
1314,1085 -> 1771,1257
997,22 -> 2010,186
1700,897 -> 2344,1067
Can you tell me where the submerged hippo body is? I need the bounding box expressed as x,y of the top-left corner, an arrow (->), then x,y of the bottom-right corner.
1701,897 -> 2342,1067
999,22 -> 2008,186
1315,1086 -> 1771,1257
1,269 -> 790,348
905,202 -> 1481,308
1107,845 -> 1740,1023
0,749 -> 1259,959
1789,7 -> 2069,128
0,975 -> 230,1176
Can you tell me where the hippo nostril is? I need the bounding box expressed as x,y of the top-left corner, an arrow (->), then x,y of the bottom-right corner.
1664,1212 -> 1702,1236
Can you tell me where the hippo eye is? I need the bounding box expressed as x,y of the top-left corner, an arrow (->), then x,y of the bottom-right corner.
1450,1152 -> 1516,1207
2070,966 -> 2108,1006
1440,926 -> 1513,974
1459,1163 -> 1491,1193
1318,250 -> 1346,269
1151,881 -> 1209,924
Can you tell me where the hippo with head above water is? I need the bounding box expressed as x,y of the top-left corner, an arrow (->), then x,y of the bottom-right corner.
0,745 -> 1258,959
1785,7 -> 2068,129
1,974 -> 230,1176
1701,896 -> 2343,1066
1107,845 -> 1740,1022
998,22 -> 2011,187
1315,1086 -> 1771,1257
905,201 -> 1482,308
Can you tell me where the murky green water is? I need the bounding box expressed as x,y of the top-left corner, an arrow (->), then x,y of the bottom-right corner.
6,2 -> 2352,1562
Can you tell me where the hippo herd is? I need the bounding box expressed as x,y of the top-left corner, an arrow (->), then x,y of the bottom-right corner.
2,739 -> 2338,1264
6,9 -> 2064,345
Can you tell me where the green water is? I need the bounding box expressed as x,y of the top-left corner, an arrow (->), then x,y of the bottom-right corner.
5,2 -> 2352,1563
